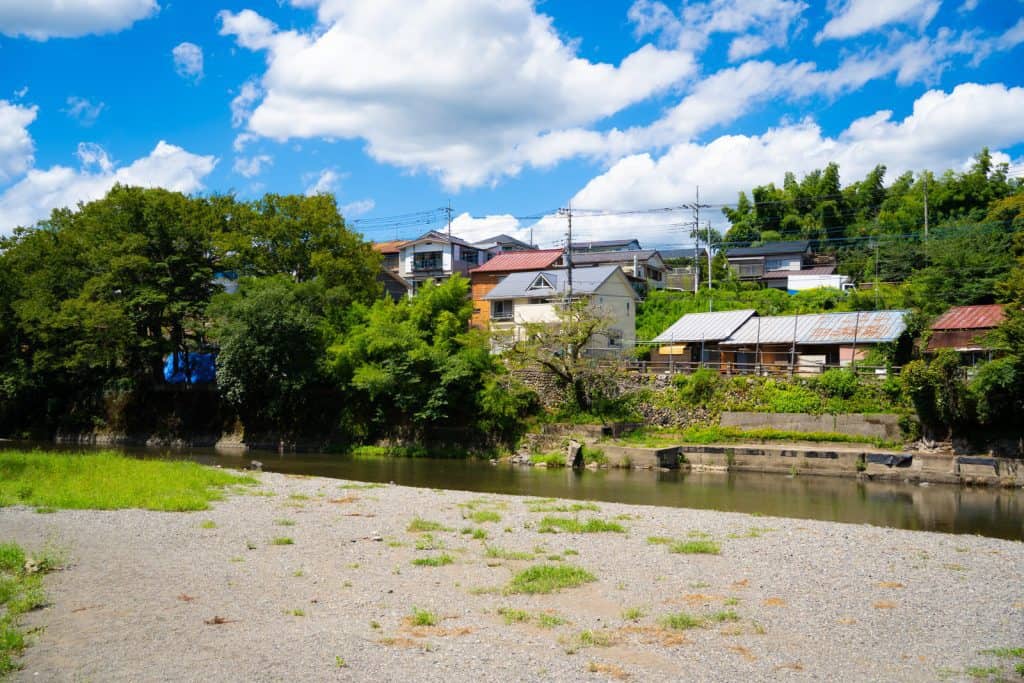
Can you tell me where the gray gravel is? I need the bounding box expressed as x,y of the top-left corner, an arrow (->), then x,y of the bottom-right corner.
3,471 -> 1022,682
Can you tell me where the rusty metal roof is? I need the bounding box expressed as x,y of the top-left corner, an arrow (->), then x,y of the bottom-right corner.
653,310 -> 756,343
471,249 -> 563,273
721,310 -> 908,346
930,304 -> 1006,331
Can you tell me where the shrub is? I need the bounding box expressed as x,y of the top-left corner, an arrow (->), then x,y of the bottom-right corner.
817,369 -> 858,399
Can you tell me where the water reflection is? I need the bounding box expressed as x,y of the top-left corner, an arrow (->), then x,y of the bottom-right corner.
10,442 -> 1023,540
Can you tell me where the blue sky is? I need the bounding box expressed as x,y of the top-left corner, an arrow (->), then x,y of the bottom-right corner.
1,0 -> 1022,248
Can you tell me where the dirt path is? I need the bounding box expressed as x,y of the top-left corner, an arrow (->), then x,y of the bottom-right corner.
3,472 -> 1022,682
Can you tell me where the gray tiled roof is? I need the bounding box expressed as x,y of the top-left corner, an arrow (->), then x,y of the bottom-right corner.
725,240 -> 810,258
482,265 -> 629,300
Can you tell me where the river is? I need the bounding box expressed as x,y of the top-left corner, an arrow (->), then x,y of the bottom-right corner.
17,442 -> 1021,541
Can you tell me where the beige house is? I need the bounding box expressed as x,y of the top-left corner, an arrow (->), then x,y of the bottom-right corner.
482,265 -> 638,354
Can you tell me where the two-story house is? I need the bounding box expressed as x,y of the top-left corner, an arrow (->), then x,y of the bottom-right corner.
397,230 -> 483,294
483,265 -> 638,354
569,249 -> 667,296
724,240 -> 812,286
471,234 -> 536,263
469,249 -> 565,328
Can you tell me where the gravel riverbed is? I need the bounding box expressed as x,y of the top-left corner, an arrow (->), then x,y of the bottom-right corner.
3,471 -> 1023,682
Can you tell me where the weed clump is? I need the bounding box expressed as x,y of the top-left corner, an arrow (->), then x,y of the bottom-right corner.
505,564 -> 596,594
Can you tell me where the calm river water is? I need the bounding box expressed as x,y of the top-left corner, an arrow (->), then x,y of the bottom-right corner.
16,441 -> 1020,541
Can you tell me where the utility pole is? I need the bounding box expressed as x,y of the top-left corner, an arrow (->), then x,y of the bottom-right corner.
706,220 -> 713,311
684,186 -> 710,311
558,205 -> 573,300
445,200 -> 453,277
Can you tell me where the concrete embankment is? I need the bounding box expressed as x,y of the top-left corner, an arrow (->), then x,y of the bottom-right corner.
596,441 -> 1024,487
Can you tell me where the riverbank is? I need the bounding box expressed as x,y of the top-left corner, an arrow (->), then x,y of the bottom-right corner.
3,470 -> 1022,681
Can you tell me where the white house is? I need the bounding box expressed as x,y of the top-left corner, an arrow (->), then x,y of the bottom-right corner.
397,230 -> 481,294
483,265 -> 638,354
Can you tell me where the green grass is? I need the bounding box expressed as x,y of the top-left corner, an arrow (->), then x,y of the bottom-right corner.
497,607 -> 531,624
622,606 -> 645,621
338,482 -> 385,490
469,510 -> 501,524
412,554 -> 454,567
576,630 -> 615,647
407,517 -> 451,533
709,610 -> 740,622
414,534 -> 443,551
536,613 -> 567,628
669,540 -> 720,555
659,611 -> 704,630
537,516 -> 625,534
646,536 -> 673,545
199,520 -> 216,529
0,450 -> 255,512
980,648 -> 1024,659
484,546 -> 535,561
606,426 -> 900,450
0,542 -> 62,675
965,666 -> 1000,678
409,607 -> 437,626
275,518 -> 296,526
528,502 -> 600,513
505,564 -> 596,594
270,537 -> 294,546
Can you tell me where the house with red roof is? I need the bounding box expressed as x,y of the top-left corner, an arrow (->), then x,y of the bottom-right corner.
926,304 -> 1006,363
469,249 -> 564,328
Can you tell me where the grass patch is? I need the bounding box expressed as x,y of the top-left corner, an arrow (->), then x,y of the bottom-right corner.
407,517 -> 451,533
537,516 -> 625,534
484,546 -> 535,561
409,607 -> 437,627
537,613 -> 567,628
275,519 -> 296,526
199,520 -> 216,529
622,606 -> 645,621
505,564 -> 596,595
338,482 -> 385,490
980,648 -> 1024,659
0,542 -> 62,675
469,510 -> 501,524
529,452 -> 566,467
576,630 -> 616,647
606,426 -> 900,450
412,554 -> 454,567
270,537 -> 294,546
646,536 -> 673,545
659,612 -> 704,630
497,608 -> 531,624
709,610 -> 741,623
0,450 -> 255,512
669,540 -> 720,555
414,534 -> 443,551
528,501 -> 600,513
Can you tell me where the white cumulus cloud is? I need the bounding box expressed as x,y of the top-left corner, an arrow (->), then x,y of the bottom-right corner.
0,0 -> 159,40
0,141 -> 217,234
0,99 -> 37,182
232,154 -> 272,178
304,169 -> 340,196
817,0 -> 940,42
220,0 -> 695,190
172,42 -> 204,82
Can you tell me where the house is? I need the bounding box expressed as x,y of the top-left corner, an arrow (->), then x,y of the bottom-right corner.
483,265 -> 638,354
396,230 -> 482,294
471,234 -> 536,262
372,240 -> 405,273
571,239 -> 642,253
469,249 -> 564,328
569,250 -> 667,296
724,240 -> 812,283
378,269 -> 411,302
926,304 -> 1006,363
774,266 -> 852,293
652,309 -> 908,373
651,309 -> 756,367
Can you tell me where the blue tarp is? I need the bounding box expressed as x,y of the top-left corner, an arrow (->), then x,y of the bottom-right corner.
163,353 -> 216,385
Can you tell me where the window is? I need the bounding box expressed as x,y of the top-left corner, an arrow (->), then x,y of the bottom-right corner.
528,273 -> 555,291
626,302 -> 630,313
733,261 -> 762,278
413,252 -> 443,272
459,247 -> 479,264
491,300 -> 514,321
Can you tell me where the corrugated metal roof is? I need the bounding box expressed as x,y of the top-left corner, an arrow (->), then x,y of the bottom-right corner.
930,304 -> 1006,330
482,265 -> 633,300
721,310 -> 908,346
725,240 -> 810,258
570,250 -> 661,265
471,249 -> 563,273
653,310 -> 756,343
